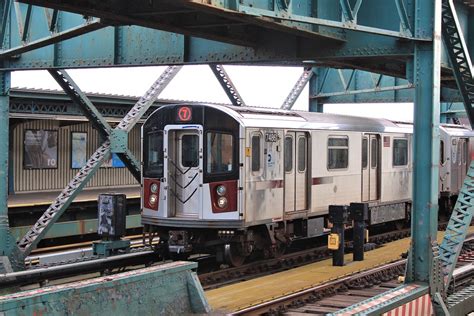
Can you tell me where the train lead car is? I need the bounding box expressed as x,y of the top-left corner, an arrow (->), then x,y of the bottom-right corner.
141,103 -> 474,266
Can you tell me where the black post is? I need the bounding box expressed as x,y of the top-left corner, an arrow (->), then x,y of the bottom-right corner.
328,205 -> 349,266
350,203 -> 369,261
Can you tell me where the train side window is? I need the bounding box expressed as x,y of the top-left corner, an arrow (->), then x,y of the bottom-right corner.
371,138 -> 378,168
462,140 -> 467,164
362,137 -> 368,169
251,135 -> 261,172
327,136 -> 349,170
206,132 -> 233,174
393,138 -> 408,166
181,134 -> 199,168
284,136 -> 293,172
298,137 -> 306,172
440,140 -> 445,165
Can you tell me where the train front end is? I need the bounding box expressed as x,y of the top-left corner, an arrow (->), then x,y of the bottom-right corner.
141,104 -> 242,257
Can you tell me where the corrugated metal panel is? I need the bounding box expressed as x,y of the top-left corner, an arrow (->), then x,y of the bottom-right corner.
13,120 -> 141,192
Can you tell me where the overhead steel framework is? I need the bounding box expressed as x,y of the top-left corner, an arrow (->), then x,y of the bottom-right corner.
0,0 -> 473,313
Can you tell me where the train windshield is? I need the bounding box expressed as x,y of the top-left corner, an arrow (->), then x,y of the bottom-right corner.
144,131 -> 164,178
206,132 -> 233,174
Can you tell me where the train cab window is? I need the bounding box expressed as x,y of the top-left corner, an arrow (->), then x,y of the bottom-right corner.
298,137 -> 306,172
206,132 -> 233,174
181,135 -> 199,168
362,137 -> 368,169
393,138 -> 408,166
328,136 -> 349,170
284,136 -> 293,172
371,138 -> 378,168
251,135 -> 261,172
144,131 -> 163,178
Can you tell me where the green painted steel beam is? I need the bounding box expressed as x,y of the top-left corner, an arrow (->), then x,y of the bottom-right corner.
10,214 -> 142,241
0,71 -> 23,272
406,0 -> 442,284
0,261 -> 210,315
16,142 -> 111,256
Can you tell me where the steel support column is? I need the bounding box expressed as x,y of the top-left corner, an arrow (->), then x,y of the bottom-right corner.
0,71 -> 20,273
308,68 -> 323,112
406,0 -> 441,284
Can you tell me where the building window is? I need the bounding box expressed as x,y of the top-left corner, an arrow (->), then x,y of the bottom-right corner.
181,134 -> 199,168
251,135 -> 261,172
206,132 -> 233,174
393,138 -> 408,166
328,136 -> 349,170
284,136 -> 293,172
23,129 -> 58,169
298,137 -> 306,172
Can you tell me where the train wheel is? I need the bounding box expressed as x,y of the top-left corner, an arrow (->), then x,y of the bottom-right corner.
224,243 -> 247,267
272,241 -> 287,258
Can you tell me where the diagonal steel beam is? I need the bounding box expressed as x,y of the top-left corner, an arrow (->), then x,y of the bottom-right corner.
17,142 -> 111,256
281,67 -> 314,110
1,19 -> 105,58
16,66 -> 182,257
209,64 -> 245,107
116,65 -> 182,131
48,69 -> 111,137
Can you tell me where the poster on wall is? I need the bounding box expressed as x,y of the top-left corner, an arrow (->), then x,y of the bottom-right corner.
71,132 -> 87,168
24,130 -> 58,169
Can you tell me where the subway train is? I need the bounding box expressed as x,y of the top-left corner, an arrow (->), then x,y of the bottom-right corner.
141,103 -> 474,266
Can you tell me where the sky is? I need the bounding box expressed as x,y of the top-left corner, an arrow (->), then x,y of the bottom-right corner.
11,65 -> 414,122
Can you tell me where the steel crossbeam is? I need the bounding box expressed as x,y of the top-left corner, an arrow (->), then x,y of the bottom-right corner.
281,68 -> 314,110
209,65 -> 245,107
15,66 -> 181,257
2,2 -> 105,58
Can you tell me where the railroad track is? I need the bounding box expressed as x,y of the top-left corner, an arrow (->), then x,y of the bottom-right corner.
199,226 -> 413,289
1,222 -> 447,291
229,238 -> 474,315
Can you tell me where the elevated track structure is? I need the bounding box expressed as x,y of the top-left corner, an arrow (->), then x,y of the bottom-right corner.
0,0 -> 473,314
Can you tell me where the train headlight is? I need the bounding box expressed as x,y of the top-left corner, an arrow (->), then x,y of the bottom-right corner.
150,183 -> 158,193
149,194 -> 158,205
216,185 -> 227,196
217,197 -> 228,209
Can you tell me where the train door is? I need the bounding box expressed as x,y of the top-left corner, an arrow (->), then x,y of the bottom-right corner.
362,134 -> 380,201
164,125 -> 203,219
284,132 -> 308,212
455,138 -> 468,189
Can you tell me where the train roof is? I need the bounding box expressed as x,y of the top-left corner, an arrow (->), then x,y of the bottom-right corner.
208,104 -> 410,133
154,103 -> 474,135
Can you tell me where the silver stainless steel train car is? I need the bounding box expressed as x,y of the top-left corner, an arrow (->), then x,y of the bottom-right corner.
141,104 -> 474,265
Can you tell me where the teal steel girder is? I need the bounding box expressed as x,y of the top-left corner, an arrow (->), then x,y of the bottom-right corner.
406,0 -> 442,284
0,71 -> 22,273
1,1 -> 468,78
209,64 -> 246,106
0,1 -> 429,77
0,262 -> 210,315
311,68 -> 463,104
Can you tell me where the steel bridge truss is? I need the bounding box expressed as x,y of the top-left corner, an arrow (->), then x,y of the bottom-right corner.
15,66 -> 182,258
